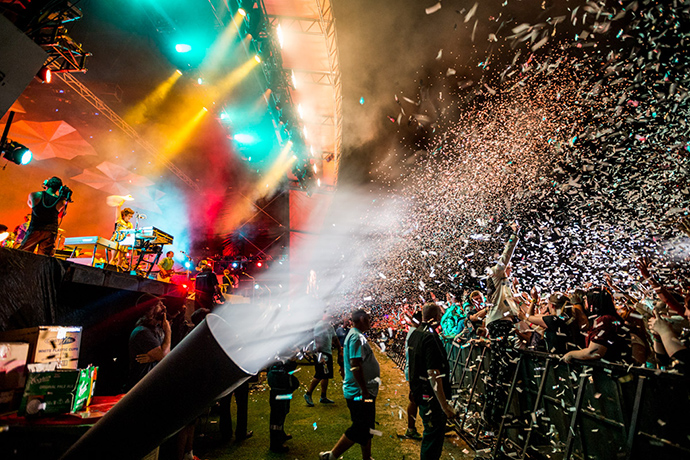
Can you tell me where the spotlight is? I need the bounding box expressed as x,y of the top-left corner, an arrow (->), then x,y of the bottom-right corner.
1,140 -> 33,165
36,66 -> 51,84
256,261 -> 263,268
276,24 -> 284,49
233,133 -> 256,145
175,44 -> 192,53
232,262 -> 239,269
238,7 -> 247,16
254,54 -> 261,63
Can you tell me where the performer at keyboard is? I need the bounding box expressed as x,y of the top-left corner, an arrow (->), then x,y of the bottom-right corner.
157,251 -> 176,282
20,177 -> 69,256
112,204 -> 135,269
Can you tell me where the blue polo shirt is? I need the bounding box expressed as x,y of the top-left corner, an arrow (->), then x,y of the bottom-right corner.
342,327 -> 380,399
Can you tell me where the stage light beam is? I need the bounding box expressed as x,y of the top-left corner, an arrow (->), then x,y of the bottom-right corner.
125,70 -> 183,124
200,12 -> 244,78
255,142 -> 296,198
210,56 -> 261,99
161,107 -> 209,160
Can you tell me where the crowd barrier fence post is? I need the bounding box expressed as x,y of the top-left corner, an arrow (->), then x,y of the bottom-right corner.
563,372 -> 588,460
490,354 -> 525,459
623,375 -> 645,460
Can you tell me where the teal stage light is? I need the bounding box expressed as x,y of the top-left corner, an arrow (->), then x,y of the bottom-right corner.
233,133 -> 257,145
175,43 -> 192,53
1,141 -> 33,165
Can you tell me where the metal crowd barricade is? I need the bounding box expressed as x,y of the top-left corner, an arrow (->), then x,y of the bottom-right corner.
439,340 -> 690,460
388,335 -> 689,459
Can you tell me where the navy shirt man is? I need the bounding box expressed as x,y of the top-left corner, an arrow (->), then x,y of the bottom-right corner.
408,303 -> 457,460
194,261 -> 219,310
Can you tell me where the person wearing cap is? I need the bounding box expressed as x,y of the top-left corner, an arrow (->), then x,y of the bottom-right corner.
19,176 -> 68,256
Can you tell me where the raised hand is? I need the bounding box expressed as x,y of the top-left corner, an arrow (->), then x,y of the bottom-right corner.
636,256 -> 654,281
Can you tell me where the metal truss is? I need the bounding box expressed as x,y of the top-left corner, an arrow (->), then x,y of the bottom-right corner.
38,25 -> 90,73
55,72 -> 200,192
314,0 -> 343,186
266,14 -> 330,35
233,190 -> 289,259
305,115 -> 334,126
288,69 -> 336,86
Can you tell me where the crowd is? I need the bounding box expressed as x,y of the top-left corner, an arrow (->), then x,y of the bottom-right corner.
364,220 -> 690,459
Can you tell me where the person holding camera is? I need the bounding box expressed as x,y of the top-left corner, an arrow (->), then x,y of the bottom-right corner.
19,176 -> 70,256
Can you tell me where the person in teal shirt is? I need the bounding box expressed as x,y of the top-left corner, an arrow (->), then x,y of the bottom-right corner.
320,309 -> 380,460
440,293 -> 466,338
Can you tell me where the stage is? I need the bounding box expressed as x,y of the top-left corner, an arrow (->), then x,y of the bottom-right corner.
0,247 -> 188,394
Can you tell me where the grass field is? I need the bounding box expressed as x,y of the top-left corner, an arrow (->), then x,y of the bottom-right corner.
190,347 -> 475,460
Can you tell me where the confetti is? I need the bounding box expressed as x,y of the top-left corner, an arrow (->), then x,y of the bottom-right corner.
425,2 -> 442,15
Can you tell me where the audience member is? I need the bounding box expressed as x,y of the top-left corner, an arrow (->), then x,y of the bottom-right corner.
305,312 -> 344,407
407,303 -> 457,460
564,288 -> 632,363
403,310 -> 423,440
319,309 -> 380,460
126,295 -> 171,391
267,356 -> 300,453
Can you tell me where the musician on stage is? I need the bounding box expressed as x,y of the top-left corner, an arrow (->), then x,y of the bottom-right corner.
111,205 -> 135,269
157,251 -> 175,282
222,269 -> 239,295
19,177 -> 68,256
13,213 -> 31,247
194,260 -> 220,311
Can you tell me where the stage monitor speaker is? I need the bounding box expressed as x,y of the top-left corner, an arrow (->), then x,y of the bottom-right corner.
0,14 -> 47,118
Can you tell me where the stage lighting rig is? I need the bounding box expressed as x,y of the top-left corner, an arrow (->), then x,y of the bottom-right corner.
1,0 -> 91,73
36,66 -> 52,83
0,111 -> 32,166
1,140 -> 33,166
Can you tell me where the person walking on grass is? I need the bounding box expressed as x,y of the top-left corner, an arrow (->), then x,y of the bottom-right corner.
305,312 -> 344,406
319,309 -> 380,460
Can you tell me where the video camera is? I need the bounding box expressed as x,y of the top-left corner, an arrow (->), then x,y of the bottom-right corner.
58,185 -> 74,202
